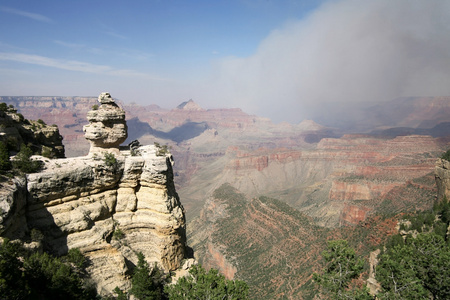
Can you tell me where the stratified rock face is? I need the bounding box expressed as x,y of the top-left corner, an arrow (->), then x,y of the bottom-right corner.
435,158 -> 450,201
215,135 -> 445,226
83,92 -> 127,153
22,146 -> 186,294
0,177 -> 27,239
0,93 -> 186,296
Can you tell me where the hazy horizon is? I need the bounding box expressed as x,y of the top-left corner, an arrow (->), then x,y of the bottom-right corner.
1,0 -> 450,123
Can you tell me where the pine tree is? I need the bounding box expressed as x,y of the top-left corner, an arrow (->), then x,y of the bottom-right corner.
313,240 -> 371,299
0,141 -> 11,172
129,252 -> 162,300
12,144 -> 42,173
165,264 -> 249,300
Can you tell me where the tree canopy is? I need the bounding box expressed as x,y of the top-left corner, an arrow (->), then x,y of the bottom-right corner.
313,240 -> 371,300
0,239 -> 96,300
165,264 -> 249,300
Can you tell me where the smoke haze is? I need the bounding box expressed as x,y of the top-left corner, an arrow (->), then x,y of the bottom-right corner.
202,0 -> 450,123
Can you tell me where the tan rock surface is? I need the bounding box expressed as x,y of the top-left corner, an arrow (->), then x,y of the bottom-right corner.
0,93 -> 187,296
21,145 -> 186,295
83,92 -> 127,154
435,158 -> 450,201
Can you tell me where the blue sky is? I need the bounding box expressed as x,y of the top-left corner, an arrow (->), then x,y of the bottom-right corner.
1,0 -> 450,123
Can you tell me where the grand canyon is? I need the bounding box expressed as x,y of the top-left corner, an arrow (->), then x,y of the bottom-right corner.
1,94 -> 450,299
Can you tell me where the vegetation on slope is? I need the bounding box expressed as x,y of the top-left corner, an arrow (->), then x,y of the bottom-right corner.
165,264 -> 248,300
0,239 -> 97,299
441,149 -> 450,161
375,198 -> 450,299
197,184 -> 330,299
0,142 -> 43,174
314,198 -> 450,299
113,253 -> 248,300
0,102 -> 65,159
0,239 -> 248,300
313,240 -> 371,299
195,181 -> 450,300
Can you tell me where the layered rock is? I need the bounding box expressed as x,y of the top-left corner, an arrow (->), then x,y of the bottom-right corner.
212,135 -> 446,226
83,92 -> 128,154
0,105 -> 64,158
435,158 -> 450,201
24,145 -> 186,294
0,93 -> 186,296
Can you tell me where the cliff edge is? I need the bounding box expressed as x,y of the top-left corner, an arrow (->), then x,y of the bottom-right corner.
0,93 -> 187,295
435,157 -> 450,201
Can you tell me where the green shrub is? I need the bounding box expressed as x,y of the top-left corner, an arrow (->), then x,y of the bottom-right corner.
313,240 -> 370,299
92,104 -> 99,110
154,142 -> 170,156
103,152 -> 117,167
41,146 -> 52,158
165,264 -> 249,299
65,248 -> 87,271
12,144 -> 43,173
0,102 -> 8,112
30,228 -> 44,242
16,113 -> 25,122
130,252 -> 167,300
377,233 -> 450,299
0,141 -> 11,171
0,239 -> 97,299
113,228 -> 125,240
441,149 -> 450,161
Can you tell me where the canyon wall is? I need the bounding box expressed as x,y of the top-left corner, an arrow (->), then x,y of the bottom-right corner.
0,94 -> 187,296
207,135 -> 446,226
435,158 -> 450,201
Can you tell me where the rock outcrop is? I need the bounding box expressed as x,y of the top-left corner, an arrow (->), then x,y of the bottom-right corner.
83,92 -> 128,154
435,158 -> 450,201
0,104 -> 64,158
0,93 -> 186,296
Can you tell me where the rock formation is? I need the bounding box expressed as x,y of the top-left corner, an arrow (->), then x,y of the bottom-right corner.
0,104 -> 64,158
0,93 -> 187,296
83,92 -> 128,154
435,158 -> 450,201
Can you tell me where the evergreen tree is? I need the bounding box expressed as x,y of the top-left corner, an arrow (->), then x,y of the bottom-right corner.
129,252 -> 164,300
165,264 -> 249,300
313,240 -> 371,300
376,232 -> 450,299
0,239 -> 29,299
0,141 -> 11,172
12,143 -> 42,173
0,239 -> 97,300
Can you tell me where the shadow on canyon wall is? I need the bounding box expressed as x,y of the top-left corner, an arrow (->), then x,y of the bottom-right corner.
125,117 -> 209,144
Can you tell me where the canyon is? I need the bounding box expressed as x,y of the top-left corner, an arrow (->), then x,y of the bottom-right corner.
1,94 -> 450,298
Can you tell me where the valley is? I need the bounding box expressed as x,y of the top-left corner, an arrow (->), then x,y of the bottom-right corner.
1,95 -> 450,298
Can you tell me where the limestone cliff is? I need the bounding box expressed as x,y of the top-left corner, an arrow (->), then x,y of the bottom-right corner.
0,93 -> 187,296
83,92 -> 128,154
0,103 -> 64,158
435,158 -> 450,201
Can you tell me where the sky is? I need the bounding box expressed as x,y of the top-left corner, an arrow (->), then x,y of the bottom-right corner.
1,0 -> 450,123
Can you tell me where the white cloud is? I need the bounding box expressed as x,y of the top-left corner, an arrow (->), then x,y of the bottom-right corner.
53,40 -> 85,49
104,31 -> 127,40
0,6 -> 53,23
0,52 -> 165,80
204,0 -> 450,123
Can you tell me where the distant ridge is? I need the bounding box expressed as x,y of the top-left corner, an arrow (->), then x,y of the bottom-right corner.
176,99 -> 204,111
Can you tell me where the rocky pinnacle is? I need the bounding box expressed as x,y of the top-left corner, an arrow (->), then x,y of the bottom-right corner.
83,92 -> 128,154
